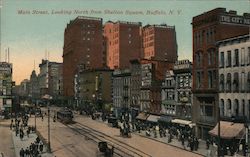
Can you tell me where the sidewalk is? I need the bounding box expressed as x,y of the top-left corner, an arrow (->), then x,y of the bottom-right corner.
133,129 -> 217,157
10,120 -> 54,157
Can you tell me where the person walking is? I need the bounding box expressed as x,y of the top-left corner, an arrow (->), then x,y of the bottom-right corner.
19,148 -> 25,157
39,141 -> 44,153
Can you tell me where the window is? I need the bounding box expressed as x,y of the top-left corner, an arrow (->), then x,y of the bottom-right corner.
248,47 -> 250,65
227,51 -> 231,67
242,100 -> 245,116
208,51 -> 211,65
241,48 -> 245,66
220,74 -> 224,91
196,72 -> 201,89
226,73 -> 231,92
227,99 -> 232,117
220,52 -> 224,67
233,72 -> 239,92
234,49 -> 239,66
220,99 -> 224,116
248,72 -> 250,92
241,72 -> 245,92
234,99 -> 239,116
208,71 -> 213,88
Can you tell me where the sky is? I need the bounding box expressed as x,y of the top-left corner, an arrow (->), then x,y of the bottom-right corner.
0,0 -> 249,85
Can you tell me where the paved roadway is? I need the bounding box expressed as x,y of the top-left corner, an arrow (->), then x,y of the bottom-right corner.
0,119 -> 15,157
37,107 -> 203,157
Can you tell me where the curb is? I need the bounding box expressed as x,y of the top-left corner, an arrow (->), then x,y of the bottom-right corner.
133,132 -> 206,157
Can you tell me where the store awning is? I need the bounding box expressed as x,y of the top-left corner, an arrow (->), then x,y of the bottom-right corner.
136,113 -> 149,121
158,116 -> 172,123
147,115 -> 160,123
171,119 -> 192,126
209,121 -> 245,139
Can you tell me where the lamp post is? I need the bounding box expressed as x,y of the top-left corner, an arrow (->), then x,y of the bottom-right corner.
43,94 -> 52,153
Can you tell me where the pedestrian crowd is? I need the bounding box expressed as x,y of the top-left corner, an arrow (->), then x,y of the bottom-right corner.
19,136 -> 44,157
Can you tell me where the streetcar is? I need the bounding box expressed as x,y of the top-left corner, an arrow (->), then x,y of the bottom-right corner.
57,108 -> 74,124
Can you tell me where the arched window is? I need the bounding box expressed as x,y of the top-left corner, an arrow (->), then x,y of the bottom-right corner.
234,99 -> 239,116
220,74 -> 224,92
220,99 -> 224,116
248,72 -> 250,92
233,72 -> 239,92
226,73 -> 231,92
227,99 -> 232,117
242,100 -> 245,117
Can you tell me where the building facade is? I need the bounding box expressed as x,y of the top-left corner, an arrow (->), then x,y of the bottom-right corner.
174,60 -> 192,120
77,69 -> 113,109
0,62 -> 13,113
112,69 -> 131,117
218,35 -> 250,121
161,60 -> 192,120
161,70 -> 176,116
63,16 -> 104,97
192,8 -> 250,139
140,59 -> 174,114
39,59 -> 63,98
48,63 -> 63,99
142,24 -> 177,62
104,21 -> 142,69
29,70 -> 40,99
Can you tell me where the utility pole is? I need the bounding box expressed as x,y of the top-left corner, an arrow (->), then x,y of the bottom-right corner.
218,106 -> 221,157
47,99 -> 51,152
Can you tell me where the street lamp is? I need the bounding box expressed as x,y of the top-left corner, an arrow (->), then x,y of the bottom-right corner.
42,94 -> 52,153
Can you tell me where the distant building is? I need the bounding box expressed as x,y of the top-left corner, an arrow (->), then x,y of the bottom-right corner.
63,16 -> 104,97
142,24 -> 177,62
104,21 -> 142,69
112,69 -> 131,117
218,35 -> 250,120
29,70 -> 40,99
38,59 -> 63,98
0,62 -> 13,113
192,8 -> 250,139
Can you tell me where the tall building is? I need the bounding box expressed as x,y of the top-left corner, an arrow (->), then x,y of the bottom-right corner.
192,8 -> 250,139
104,21 -> 142,69
63,16 -> 104,97
142,24 -> 177,62
0,62 -> 13,113
218,35 -> 250,120
38,59 -> 63,98
29,70 -> 40,99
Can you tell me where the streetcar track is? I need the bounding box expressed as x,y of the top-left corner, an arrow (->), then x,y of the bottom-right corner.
66,120 -> 152,157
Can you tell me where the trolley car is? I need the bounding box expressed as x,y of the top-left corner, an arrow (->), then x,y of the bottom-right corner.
57,108 -> 74,124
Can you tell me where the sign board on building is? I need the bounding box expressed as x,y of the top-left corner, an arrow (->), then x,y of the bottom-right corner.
220,15 -> 250,25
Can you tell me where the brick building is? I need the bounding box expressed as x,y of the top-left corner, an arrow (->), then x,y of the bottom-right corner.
104,21 -> 142,69
192,8 -> 250,139
142,24 -> 177,62
63,16 -> 104,97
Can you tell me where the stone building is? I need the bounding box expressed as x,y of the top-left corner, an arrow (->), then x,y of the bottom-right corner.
218,35 -> 250,120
